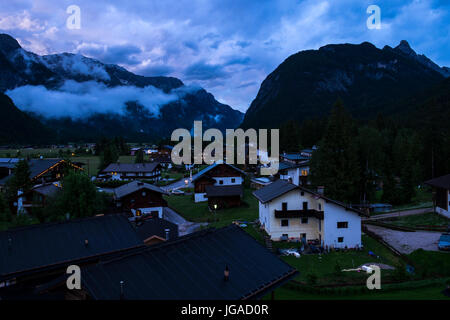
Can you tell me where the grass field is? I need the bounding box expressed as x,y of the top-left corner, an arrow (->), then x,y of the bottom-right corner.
164,188 -> 259,228
263,282 -> 450,300
278,234 -> 403,285
385,213 -> 449,228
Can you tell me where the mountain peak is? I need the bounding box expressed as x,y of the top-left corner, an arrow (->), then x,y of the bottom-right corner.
395,40 -> 416,57
0,33 -> 22,55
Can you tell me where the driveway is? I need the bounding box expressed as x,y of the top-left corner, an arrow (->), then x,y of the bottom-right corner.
365,224 -> 442,254
364,207 -> 432,221
162,207 -> 207,236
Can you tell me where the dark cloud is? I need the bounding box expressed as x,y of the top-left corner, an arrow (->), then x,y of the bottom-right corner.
183,62 -> 229,80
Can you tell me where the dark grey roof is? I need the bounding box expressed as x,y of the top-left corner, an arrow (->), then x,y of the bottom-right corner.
113,180 -> 168,199
102,162 -> 161,174
205,184 -> 243,197
281,153 -> 309,161
192,162 -> 245,182
28,159 -> 63,179
0,215 -> 144,280
252,179 -> 297,203
278,160 -> 310,172
81,225 -> 297,300
32,183 -> 61,197
425,174 -> 450,190
253,179 -> 367,216
135,217 -> 179,242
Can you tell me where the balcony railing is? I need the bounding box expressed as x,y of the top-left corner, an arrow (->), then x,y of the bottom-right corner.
274,209 -> 324,219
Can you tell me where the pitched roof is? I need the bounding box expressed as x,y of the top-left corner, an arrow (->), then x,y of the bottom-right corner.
205,184 -> 243,197
0,215 -> 144,280
281,153 -> 309,161
253,179 -> 298,203
278,160 -> 310,172
113,180 -> 168,199
192,162 -> 245,182
253,179 -> 367,216
81,225 -> 297,300
102,162 -> 160,174
134,217 -> 179,242
31,183 -> 61,197
28,159 -> 63,179
425,174 -> 450,190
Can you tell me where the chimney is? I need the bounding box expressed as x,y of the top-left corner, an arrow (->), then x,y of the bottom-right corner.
317,186 -> 325,195
164,228 -> 170,241
224,265 -> 230,281
120,281 -> 124,300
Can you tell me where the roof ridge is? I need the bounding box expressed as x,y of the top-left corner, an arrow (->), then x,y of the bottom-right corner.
97,226 -> 236,266
0,214 -> 127,234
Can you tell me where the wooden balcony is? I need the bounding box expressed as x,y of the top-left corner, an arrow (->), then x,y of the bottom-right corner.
274,209 -> 324,219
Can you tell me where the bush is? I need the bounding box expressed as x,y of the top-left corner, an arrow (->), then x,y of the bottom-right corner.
306,273 -> 318,285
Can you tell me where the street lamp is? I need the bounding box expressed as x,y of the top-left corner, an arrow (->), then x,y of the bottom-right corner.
184,179 -> 189,186
213,203 -> 218,215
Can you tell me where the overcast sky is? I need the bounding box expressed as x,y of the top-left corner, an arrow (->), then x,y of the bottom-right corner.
1,0 -> 449,112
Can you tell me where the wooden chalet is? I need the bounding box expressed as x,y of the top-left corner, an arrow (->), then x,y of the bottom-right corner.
112,181 -> 168,220
425,174 -> 450,218
192,163 -> 245,206
100,162 -> 162,181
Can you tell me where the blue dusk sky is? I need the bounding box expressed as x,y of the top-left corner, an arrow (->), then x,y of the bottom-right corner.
1,0 -> 449,111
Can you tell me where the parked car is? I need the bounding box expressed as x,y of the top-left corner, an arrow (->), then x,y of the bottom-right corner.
279,248 -> 301,258
438,233 -> 450,251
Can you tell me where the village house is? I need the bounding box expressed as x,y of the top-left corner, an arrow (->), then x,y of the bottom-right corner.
280,152 -> 309,165
425,174 -> 450,218
56,225 -> 297,300
134,216 -> 179,246
16,182 -> 62,214
0,214 -> 145,298
112,180 -> 168,220
277,160 -> 310,186
100,162 -> 162,181
253,179 -> 367,248
192,163 -> 245,206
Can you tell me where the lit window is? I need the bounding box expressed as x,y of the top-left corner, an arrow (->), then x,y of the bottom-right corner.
338,237 -> 344,243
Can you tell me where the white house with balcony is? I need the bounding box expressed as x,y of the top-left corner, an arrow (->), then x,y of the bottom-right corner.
253,179 -> 366,248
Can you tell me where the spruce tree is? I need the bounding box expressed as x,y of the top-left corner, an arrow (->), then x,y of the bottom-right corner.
310,100 -> 360,203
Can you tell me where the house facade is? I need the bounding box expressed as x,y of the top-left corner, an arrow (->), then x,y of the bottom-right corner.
254,179 -> 365,248
192,163 -> 244,203
112,181 -> 168,220
278,161 -> 310,186
425,174 -> 450,218
100,162 -> 162,181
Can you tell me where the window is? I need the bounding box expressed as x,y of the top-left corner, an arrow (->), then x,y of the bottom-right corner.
302,201 -> 308,210
338,237 -> 344,243
142,191 -> 146,197
282,202 -> 287,211
301,191 -> 304,196
219,180 -> 224,185
337,222 -> 348,229
231,178 -> 236,183
281,219 -> 289,227
318,203 -> 322,210
301,217 -> 308,224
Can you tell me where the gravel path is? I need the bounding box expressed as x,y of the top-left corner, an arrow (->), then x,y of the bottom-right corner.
365,225 -> 442,254
364,208 -> 432,221
162,207 -> 207,236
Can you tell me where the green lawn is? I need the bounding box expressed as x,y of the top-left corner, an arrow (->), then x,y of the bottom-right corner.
263,281 -> 450,300
277,234 -> 402,285
384,212 -> 449,228
407,249 -> 450,278
164,188 -> 258,227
